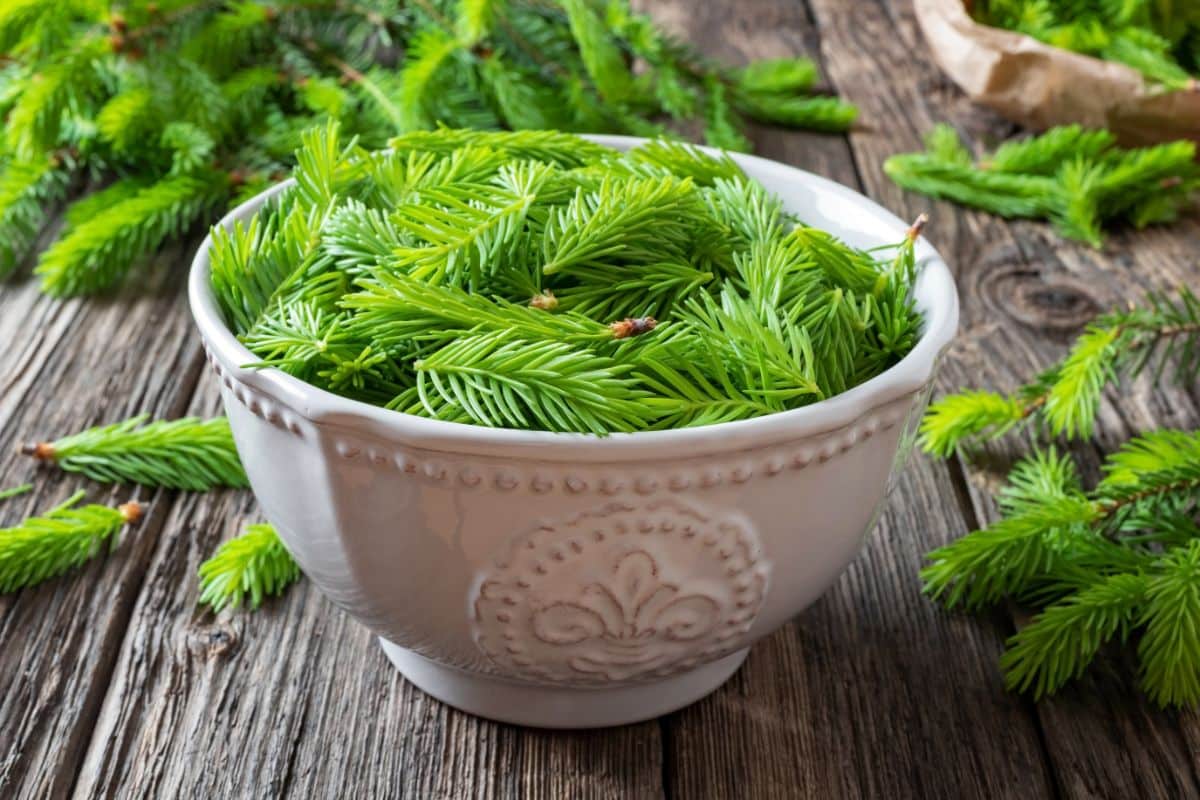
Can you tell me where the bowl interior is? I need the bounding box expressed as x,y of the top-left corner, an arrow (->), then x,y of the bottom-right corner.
189,135 -> 959,462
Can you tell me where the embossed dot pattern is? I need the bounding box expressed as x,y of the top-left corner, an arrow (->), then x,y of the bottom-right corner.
205,341 -> 910,496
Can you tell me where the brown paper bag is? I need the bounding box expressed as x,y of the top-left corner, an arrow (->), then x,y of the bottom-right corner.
914,0 -> 1200,146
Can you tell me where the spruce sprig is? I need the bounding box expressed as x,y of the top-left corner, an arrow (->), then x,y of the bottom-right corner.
23,414 -> 248,491
885,125 -> 1199,247
210,127 -> 926,432
198,523 -> 300,612
408,329 -> 656,433
0,492 -> 143,593
0,0 -> 856,297
922,290 -> 1200,707
972,0 -> 1200,90
921,287 -> 1200,455
924,437 -> 1200,706
0,154 -> 72,278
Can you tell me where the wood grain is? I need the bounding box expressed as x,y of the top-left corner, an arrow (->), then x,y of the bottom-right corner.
808,0 -> 1200,796
651,2 -> 1053,797
1,0 -> 1199,797
0,241 -> 207,799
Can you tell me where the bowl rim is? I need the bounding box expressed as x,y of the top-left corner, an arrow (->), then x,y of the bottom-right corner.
189,134 -> 958,462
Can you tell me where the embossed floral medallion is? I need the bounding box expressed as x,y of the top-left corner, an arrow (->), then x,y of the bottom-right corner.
471,499 -> 770,685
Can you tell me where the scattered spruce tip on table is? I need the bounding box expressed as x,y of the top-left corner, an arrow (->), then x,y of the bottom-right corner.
198,523 -> 302,612
884,124 -> 1200,247
3,410 -> 293,607
209,126 -> 926,435
0,0 -> 855,298
920,286 -> 1200,456
21,414 -> 248,491
0,491 -> 142,593
971,0 -> 1200,90
919,288 -> 1200,707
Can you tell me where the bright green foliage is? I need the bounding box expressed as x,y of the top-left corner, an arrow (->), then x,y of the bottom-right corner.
736,58 -> 818,94
922,291 -> 1200,707
0,155 -> 72,277
920,286 -> 1200,454
410,331 -> 655,434
210,127 -> 924,434
1000,572 -> 1147,699
0,492 -> 139,593
37,172 -> 231,295
885,124 -> 1199,247
0,485 -> 33,504
29,414 -> 247,491
198,523 -> 301,611
0,0 -> 855,297
736,94 -> 858,134
924,436 -> 1200,707
973,0 -> 1200,89
920,390 -> 1027,457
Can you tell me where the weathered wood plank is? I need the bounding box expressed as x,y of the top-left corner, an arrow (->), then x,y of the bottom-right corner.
0,243 -> 208,800
666,459 -> 1057,799
649,1 -> 1055,797
809,0 -> 1200,795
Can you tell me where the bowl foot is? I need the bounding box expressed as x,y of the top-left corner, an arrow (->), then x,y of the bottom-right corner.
378,639 -> 749,729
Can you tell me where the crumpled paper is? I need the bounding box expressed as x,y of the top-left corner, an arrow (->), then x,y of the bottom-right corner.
914,0 -> 1200,147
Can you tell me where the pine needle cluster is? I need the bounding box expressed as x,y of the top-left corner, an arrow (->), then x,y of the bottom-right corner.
23,414 -> 248,490
921,291 -> 1200,707
973,0 -> 1200,89
0,491 -> 142,593
921,286 -> 1200,455
4,410 -> 300,609
198,523 -> 300,611
0,0 -> 855,297
885,124 -> 1199,247
209,125 -> 925,434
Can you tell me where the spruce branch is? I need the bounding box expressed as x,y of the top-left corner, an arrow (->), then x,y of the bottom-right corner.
558,0 -> 635,104
0,154 -> 72,278
735,58 -> 819,95
1000,572 -> 1147,699
198,523 -> 301,612
0,0 -> 855,298
0,492 -> 142,593
737,94 -> 857,134
886,124 -> 1199,246
972,1 -> 1200,90
37,171 -> 232,296
921,287 -> 1200,706
921,287 -> 1200,454
1138,542 -> 1200,706
23,414 -> 247,491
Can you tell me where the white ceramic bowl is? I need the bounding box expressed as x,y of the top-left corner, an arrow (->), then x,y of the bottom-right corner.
189,136 -> 958,728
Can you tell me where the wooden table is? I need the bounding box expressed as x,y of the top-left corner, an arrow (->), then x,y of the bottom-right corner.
3,1 -> 1198,797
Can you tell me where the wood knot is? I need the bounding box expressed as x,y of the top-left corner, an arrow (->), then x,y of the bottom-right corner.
186,624 -> 239,659
983,267 -> 1101,335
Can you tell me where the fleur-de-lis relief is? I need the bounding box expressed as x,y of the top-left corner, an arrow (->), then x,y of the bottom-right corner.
525,551 -> 721,678
471,500 -> 768,684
